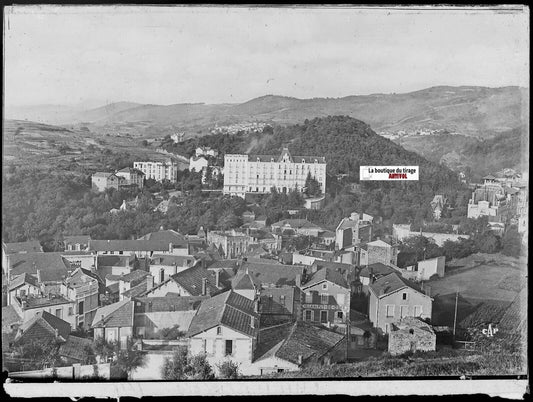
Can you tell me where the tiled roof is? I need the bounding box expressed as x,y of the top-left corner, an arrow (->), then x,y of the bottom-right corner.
89,239 -> 173,252
63,235 -> 91,245
172,265 -> 222,296
97,255 -> 133,267
8,272 -> 39,291
318,230 -> 335,238
187,290 -> 257,337
206,259 -> 240,270
3,241 -> 43,254
8,252 -> 71,283
64,268 -> 100,288
150,254 -> 195,267
255,321 -> 344,365
369,272 -> 425,298
122,281 -> 148,298
92,299 -> 134,328
106,282 -> 119,294
138,230 -> 188,247
359,263 -> 397,278
117,167 -> 145,175
58,335 -> 94,362
248,152 -> 326,164
259,286 -> 299,315
302,265 -> 349,289
336,217 -> 357,231
233,271 -> 256,290
367,239 -> 393,248
120,269 -> 151,284
271,219 -> 322,230
21,294 -> 73,309
16,311 -> 71,343
2,305 -> 22,332
232,261 -> 305,288
134,296 -> 208,313
92,172 -> 113,178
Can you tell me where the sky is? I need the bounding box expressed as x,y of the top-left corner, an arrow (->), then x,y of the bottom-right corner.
4,5 -> 530,107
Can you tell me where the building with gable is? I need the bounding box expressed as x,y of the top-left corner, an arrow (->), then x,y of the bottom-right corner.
335,212 -> 373,250
223,148 -> 326,198
300,262 -> 352,326
63,235 -> 91,252
430,195 -> 447,221
187,290 -> 259,374
133,160 -> 178,182
368,272 -> 433,334
358,239 -> 399,267
388,316 -> 436,355
114,167 -> 145,189
258,286 -> 302,326
14,310 -> 71,346
92,299 -> 135,349
270,219 -> 324,237
252,321 -> 346,375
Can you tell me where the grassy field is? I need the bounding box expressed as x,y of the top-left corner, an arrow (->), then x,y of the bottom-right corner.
426,253 -> 526,327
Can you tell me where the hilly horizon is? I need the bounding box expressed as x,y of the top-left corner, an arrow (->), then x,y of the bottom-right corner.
5,85 -> 528,140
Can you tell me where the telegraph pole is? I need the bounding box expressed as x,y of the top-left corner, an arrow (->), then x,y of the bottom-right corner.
453,291 -> 459,337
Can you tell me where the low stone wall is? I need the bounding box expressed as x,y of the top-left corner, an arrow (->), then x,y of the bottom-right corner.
8,363 -> 111,380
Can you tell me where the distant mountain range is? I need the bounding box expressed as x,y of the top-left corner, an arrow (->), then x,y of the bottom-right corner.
5,86 -> 528,139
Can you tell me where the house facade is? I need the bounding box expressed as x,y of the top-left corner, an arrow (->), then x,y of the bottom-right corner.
60,268 -> 102,329
335,212 -> 373,250
187,291 -> 259,375
133,160 -> 178,182
11,294 -> 77,330
300,264 -> 352,327
358,239 -> 398,267
223,148 -> 326,198
114,167 -> 145,189
388,317 -> 436,355
206,230 -> 252,259
92,299 -> 134,349
368,273 -> 433,334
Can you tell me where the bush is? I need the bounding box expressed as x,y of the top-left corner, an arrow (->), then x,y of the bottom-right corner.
217,360 -> 240,379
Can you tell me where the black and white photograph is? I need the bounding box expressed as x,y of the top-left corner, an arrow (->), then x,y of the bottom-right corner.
2,4 -> 529,398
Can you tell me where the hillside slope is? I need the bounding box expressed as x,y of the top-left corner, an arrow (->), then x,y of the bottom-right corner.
6,86 -> 526,139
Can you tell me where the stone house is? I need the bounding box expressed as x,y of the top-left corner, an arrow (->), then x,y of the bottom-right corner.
300,262 -> 352,327
11,294 -> 77,330
388,316 -> 436,355
335,212 -> 373,250
258,286 -> 302,326
60,268 -> 104,329
14,310 -> 71,346
114,167 -> 145,189
207,230 -> 252,259
368,272 -> 433,334
252,321 -> 346,375
92,299 -> 134,349
187,290 -> 259,375
358,239 -> 398,267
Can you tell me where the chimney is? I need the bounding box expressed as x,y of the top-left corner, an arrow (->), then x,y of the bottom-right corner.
295,274 -> 302,288
36,269 -> 42,283
101,314 -> 105,325
359,211 -> 364,221
215,270 -> 221,288
54,328 -> 59,338
298,355 -> 303,365
189,301 -> 195,310
173,263 -> 178,276
250,316 -> 255,329
168,242 -> 173,253
254,298 -> 260,313
146,275 -> 154,291
22,300 -> 27,309
201,278 -> 207,296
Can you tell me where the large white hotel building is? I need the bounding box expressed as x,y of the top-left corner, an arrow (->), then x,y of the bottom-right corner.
223,148 -> 326,198
133,160 -> 178,182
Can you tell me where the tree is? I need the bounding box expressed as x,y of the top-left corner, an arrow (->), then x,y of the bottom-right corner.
216,360 -> 240,379
474,231 -> 501,254
141,140 -> 149,147
501,226 -> 522,257
160,348 -> 215,380
14,339 -> 63,371
304,173 -> 322,197
113,341 -> 147,380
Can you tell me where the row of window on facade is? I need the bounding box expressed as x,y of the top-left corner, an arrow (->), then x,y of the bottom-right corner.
385,304 -> 423,318
303,309 -> 344,322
